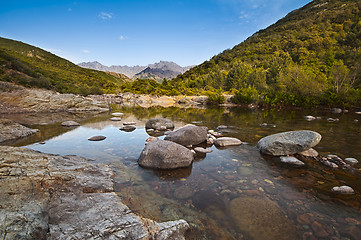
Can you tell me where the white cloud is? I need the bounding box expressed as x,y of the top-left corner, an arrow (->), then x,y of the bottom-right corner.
82,49 -> 90,54
119,35 -> 126,40
98,12 -> 113,20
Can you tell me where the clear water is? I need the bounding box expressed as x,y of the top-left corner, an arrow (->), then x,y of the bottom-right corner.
5,106 -> 361,239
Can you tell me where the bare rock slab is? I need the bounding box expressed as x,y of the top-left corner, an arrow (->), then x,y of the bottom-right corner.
214,137 -> 242,147
145,118 -> 174,130
61,120 -> 80,127
257,130 -> 322,156
0,146 -> 189,240
164,125 -> 208,146
138,140 -> 194,169
0,118 -> 39,143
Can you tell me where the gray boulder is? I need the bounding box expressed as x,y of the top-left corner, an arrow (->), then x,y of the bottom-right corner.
257,130 -> 322,156
164,125 -> 208,146
138,140 -> 193,169
61,121 -> 80,127
214,137 -> 242,147
145,118 -> 174,130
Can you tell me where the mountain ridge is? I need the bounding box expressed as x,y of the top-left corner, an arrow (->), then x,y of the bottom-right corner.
78,60 -> 193,80
0,37 -> 128,95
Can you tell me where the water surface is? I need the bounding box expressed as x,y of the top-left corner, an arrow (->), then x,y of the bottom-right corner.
5,106 -> 361,239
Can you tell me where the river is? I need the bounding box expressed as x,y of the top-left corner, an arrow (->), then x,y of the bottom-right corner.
6,106 -> 361,239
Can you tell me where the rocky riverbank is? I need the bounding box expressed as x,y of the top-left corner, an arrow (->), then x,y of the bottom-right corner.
89,92 -> 235,108
0,83 -> 109,114
0,146 -> 189,239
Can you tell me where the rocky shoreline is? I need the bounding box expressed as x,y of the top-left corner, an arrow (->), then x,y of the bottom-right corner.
0,146 -> 189,239
0,83 -> 109,114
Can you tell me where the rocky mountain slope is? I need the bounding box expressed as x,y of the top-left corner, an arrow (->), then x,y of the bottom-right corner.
172,0 -> 361,106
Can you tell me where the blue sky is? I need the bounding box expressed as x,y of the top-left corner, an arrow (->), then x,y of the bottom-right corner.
0,0 -> 312,66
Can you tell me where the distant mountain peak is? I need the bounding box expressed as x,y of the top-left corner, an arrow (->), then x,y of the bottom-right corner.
78,60 -> 194,80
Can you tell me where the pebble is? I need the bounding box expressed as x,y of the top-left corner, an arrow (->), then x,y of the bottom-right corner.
304,115 -> 316,121
280,156 -> 305,166
297,213 -> 312,225
344,158 -> 358,165
111,112 -> 123,117
217,125 -> 228,129
327,118 -> 339,122
109,117 -> 122,121
355,119 -> 359,122
88,135 -> 106,141
355,111 -> 361,114
332,186 -> 355,195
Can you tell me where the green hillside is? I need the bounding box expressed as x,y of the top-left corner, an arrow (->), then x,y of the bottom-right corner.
173,0 -> 361,107
0,37 -> 128,95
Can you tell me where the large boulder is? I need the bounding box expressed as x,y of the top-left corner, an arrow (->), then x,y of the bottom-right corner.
257,130 -> 322,156
145,118 -> 174,130
0,118 -> 39,143
138,140 -> 193,169
164,125 -> 208,146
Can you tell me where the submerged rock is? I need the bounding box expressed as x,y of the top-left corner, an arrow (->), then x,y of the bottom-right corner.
257,130 -> 322,156
145,118 -> 174,130
332,186 -> 355,195
230,197 -> 297,240
0,118 -> 39,143
214,137 -> 242,147
88,135 -> 106,141
138,140 -> 193,169
280,156 -> 305,167
0,146 -> 189,239
164,125 -> 208,146
61,120 -> 80,127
